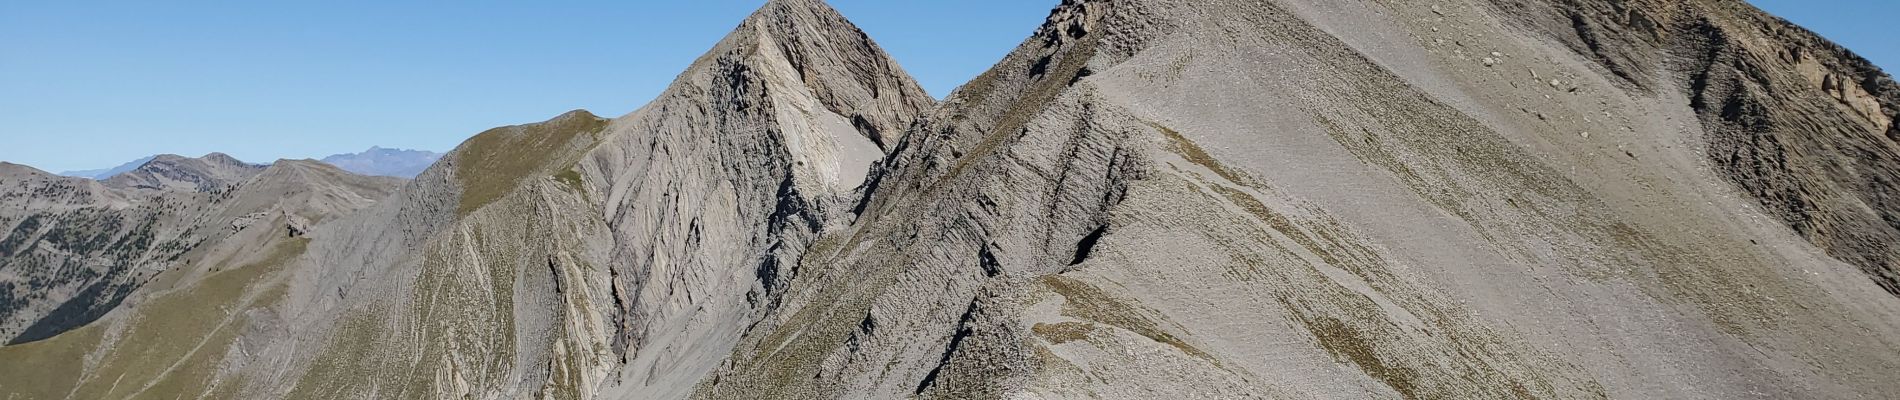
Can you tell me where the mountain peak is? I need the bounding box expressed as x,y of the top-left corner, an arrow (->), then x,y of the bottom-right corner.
103,152 -> 264,192
200,152 -> 245,166
552,109 -> 600,123
148,154 -> 190,163
689,0 -> 933,148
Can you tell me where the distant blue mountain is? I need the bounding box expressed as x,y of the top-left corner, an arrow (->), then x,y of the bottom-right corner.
319,147 -> 442,178
58,155 -> 157,180
55,147 -> 438,180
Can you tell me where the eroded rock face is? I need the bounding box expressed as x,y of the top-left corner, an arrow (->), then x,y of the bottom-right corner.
6,0 -> 1900,399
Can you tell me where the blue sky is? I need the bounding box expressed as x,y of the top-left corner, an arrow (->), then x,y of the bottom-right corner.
1749,0 -> 1897,69
0,1 -> 1059,172
0,1 -> 1892,173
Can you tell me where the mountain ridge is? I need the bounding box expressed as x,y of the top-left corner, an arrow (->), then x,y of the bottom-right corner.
0,152 -> 401,348
4,0 -> 1900,399
51,147 -> 447,182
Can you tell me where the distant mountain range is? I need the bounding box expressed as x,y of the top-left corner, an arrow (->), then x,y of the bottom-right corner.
56,147 -> 441,181
318,146 -> 442,178
56,155 -> 155,180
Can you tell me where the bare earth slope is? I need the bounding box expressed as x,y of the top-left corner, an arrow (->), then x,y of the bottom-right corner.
4,0 -> 1900,399
694,0 -> 1900,398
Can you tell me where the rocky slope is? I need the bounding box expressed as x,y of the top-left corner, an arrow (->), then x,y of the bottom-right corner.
0,158 -> 400,346
701,0 -> 1900,397
4,0 -> 1900,399
320,146 -> 443,178
1494,0 -> 1900,300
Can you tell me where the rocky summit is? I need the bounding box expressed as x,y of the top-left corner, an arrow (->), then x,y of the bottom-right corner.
3,0 -> 1899,398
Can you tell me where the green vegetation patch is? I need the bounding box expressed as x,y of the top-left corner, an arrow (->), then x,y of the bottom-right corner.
554,169 -> 586,193
0,237 -> 308,399
78,237 -> 307,399
0,324 -> 105,399
455,110 -> 608,216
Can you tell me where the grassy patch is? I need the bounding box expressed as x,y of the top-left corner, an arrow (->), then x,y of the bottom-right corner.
1038,275 -> 1209,360
0,237 -> 308,399
1031,322 -> 1096,344
554,169 -> 586,193
1300,314 -> 1421,400
0,324 -> 105,399
1154,122 -> 1253,187
76,237 -> 307,399
455,110 -> 607,216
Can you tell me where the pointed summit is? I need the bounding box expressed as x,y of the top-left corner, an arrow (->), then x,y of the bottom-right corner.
541,1 -> 934,396
684,0 -> 934,148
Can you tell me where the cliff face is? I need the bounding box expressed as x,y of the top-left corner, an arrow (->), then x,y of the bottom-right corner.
5,0 -> 1900,399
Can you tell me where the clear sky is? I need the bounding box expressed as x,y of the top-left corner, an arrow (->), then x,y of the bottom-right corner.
0,1 -> 1059,172
1748,0 -> 1898,70
0,1 -> 1892,173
